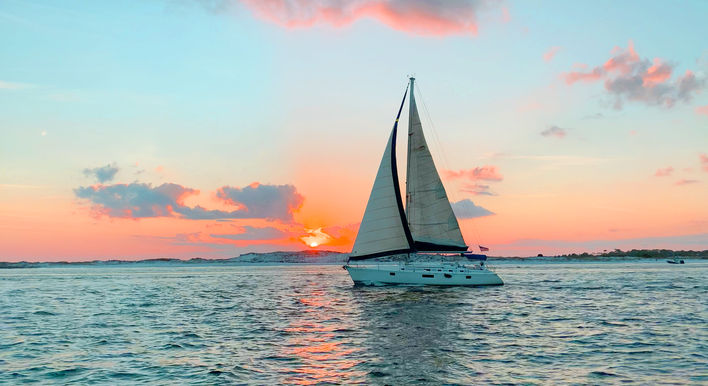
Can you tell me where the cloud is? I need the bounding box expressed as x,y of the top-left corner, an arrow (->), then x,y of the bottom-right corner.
564,67 -> 604,84
540,125 -> 567,139
0,80 -> 33,90
543,46 -> 561,62
232,0 -> 497,36
582,113 -> 604,120
83,163 -> 119,183
443,165 -> 503,181
563,41 -> 705,109
75,182 -> 220,219
696,105 -> 708,116
654,166 -> 674,177
451,199 -> 494,218
216,182 -> 304,222
74,181 -> 304,221
211,226 -> 288,241
675,179 -> 699,186
701,154 -> 708,172
461,183 -> 496,196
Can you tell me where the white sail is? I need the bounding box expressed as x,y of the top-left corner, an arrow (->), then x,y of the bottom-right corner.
350,127 -> 413,259
405,78 -> 467,251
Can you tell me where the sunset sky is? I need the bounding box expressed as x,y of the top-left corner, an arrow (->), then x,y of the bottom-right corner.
1,0 -> 707,261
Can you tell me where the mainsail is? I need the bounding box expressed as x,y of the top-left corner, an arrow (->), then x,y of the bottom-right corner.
405,78 -> 467,251
349,88 -> 414,260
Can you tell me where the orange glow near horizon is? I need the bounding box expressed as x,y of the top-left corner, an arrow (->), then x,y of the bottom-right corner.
300,228 -> 332,249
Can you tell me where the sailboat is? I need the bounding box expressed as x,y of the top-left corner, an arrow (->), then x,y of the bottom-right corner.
344,77 -> 503,286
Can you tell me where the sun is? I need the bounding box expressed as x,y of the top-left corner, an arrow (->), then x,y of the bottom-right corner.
300,227 -> 331,248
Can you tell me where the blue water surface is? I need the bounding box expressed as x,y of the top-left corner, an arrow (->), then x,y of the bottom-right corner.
1,260 -> 706,384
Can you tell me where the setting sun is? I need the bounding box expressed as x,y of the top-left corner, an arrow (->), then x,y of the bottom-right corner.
300,228 -> 332,249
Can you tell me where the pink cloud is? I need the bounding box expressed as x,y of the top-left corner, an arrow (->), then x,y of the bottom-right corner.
540,125 -> 567,138
238,0 -> 493,36
543,46 -> 561,62
654,166 -> 674,177
216,182 -> 304,222
74,179 -> 304,221
675,179 -> 699,186
562,40 -> 705,109
74,182 -> 201,219
444,165 -> 503,181
701,154 -> 708,172
695,105 -> 708,116
564,67 -> 604,84
643,58 -> 672,86
602,40 -> 640,74
501,6 -> 510,23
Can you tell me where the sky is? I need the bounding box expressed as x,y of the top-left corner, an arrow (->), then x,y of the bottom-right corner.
1,0 -> 707,261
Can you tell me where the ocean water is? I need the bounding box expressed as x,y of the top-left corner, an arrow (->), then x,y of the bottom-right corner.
1,260 -> 706,384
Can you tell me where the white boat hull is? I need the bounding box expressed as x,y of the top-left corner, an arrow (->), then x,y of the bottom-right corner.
344,262 -> 503,286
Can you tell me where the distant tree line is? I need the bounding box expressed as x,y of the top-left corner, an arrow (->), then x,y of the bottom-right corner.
560,249 -> 707,259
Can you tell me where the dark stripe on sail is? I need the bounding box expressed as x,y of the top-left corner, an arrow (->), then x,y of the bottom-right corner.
391,85 -> 415,252
348,248 -> 413,261
413,240 -> 468,252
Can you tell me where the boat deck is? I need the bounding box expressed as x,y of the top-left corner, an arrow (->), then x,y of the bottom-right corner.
345,261 -> 503,286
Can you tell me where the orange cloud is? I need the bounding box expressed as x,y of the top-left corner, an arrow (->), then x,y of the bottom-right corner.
696,105 -> 708,116
238,0 -> 494,36
701,154 -> 708,172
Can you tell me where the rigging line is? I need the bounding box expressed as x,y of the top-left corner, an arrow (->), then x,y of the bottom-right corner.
415,81 -> 483,250
414,82 -> 454,186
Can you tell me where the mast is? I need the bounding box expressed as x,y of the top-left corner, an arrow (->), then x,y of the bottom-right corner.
405,77 -> 415,228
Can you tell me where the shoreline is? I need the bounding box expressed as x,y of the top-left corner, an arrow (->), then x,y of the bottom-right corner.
1,255 -> 705,269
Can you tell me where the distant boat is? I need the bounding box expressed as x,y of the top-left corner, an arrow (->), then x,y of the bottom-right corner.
343,77 -> 503,286
667,258 -> 685,264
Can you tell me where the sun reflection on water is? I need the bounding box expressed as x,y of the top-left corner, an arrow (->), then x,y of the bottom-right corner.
278,280 -> 365,385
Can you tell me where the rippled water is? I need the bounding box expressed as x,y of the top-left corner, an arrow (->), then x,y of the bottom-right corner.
1,260 -> 706,384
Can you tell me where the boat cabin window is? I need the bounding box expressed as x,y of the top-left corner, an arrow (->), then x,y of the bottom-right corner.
466,276 -> 471,279
422,274 -> 434,278
389,272 -> 396,276
444,274 -> 452,278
